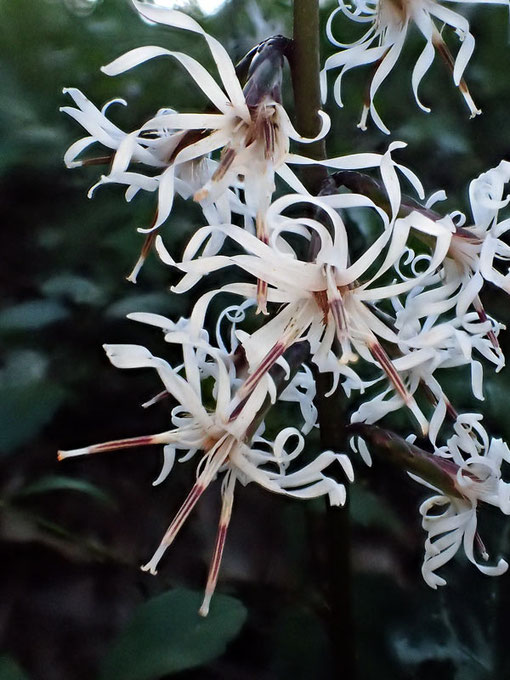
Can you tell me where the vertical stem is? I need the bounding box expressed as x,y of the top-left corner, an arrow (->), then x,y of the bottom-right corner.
290,2 -> 357,677
316,372 -> 357,680
290,0 -> 327,192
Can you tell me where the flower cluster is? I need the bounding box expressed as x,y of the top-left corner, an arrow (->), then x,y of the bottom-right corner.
60,0 -> 510,612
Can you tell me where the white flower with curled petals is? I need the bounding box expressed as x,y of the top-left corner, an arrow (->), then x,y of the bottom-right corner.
351,284 -> 505,439
419,492 -> 508,588
393,229 -> 506,384
321,0 -> 506,133
432,414 -> 510,511
62,1 -> 332,284
350,353 -> 453,440
58,324 -> 351,616
100,4 -> 328,237
391,160 -> 510,363
61,87 -> 241,281
412,416 -> 510,587
166,189 -> 456,434
448,160 -> 510,295
394,294 -> 505,408
395,160 -> 510,305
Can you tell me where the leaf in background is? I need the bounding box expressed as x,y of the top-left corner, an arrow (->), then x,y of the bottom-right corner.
14,474 -> 115,507
0,300 -> 68,331
41,273 -> 105,306
100,588 -> 247,680
0,656 -> 31,680
350,484 -> 404,534
0,381 -> 65,454
105,293 -> 177,319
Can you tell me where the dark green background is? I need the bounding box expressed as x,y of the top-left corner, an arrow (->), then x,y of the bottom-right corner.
1,0 -> 510,678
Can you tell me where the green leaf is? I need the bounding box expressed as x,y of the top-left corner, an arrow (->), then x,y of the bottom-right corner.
0,656 -> 31,680
0,382 -> 65,454
100,588 -> 247,680
14,475 -> 115,507
350,484 -> 404,534
0,300 -> 68,331
105,293 -> 174,319
41,274 -> 105,306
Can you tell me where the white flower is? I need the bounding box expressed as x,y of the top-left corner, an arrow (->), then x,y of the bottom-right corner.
155,139 -> 434,311
58,325 -> 352,615
394,160 -> 510,309
60,94 -> 245,281
62,1 -> 333,292
321,0 -> 505,132
374,175 -> 509,375
350,355 -> 452,440
396,286 -> 504,386
348,266 -> 503,436
448,160 -> 510,295
419,492 -> 508,588
414,417 -> 510,587
101,4 -> 328,234
165,186 -> 456,434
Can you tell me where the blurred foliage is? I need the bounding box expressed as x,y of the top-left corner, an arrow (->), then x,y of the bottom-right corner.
0,656 -> 31,680
13,474 -> 116,506
100,588 -> 247,679
1,0 -> 510,679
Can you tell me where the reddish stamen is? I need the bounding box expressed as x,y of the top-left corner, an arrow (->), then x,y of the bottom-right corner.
475,531 -> 489,561
211,147 -> 236,182
142,390 -> 170,408
80,154 -> 113,167
127,221 -> 158,283
57,430 -> 174,461
255,212 -> 269,314
199,475 -> 235,617
237,340 -> 287,400
141,438 -> 232,574
370,341 -> 411,404
358,50 -> 389,130
473,296 -> 500,351
433,33 -> 481,117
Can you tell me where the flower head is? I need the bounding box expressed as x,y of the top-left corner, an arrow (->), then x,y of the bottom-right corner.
58,317 -> 352,615
62,1 -> 330,281
321,0 -> 506,132
417,418 -> 510,587
395,160 -> 510,358
350,421 -> 510,588
165,180 -> 455,434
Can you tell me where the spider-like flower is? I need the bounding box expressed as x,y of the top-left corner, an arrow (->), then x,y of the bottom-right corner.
351,302 -> 505,445
58,321 -> 353,615
60,86 -> 248,281
350,421 -> 510,587
101,3 -> 328,220
392,160 -> 510,359
377,159 -> 510,302
413,416 -> 510,587
446,159 -> 510,296
62,1 -> 330,284
393,279 -> 505,401
162,187 -> 454,435
322,0 -> 506,133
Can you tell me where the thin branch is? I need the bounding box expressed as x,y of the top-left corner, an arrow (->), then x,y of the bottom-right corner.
290,0 -> 327,193
290,2 -> 357,677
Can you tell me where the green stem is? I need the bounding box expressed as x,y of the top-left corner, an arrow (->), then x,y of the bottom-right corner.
290,0 -> 327,193
0,498 -> 132,565
291,2 -> 357,677
316,372 -> 356,680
